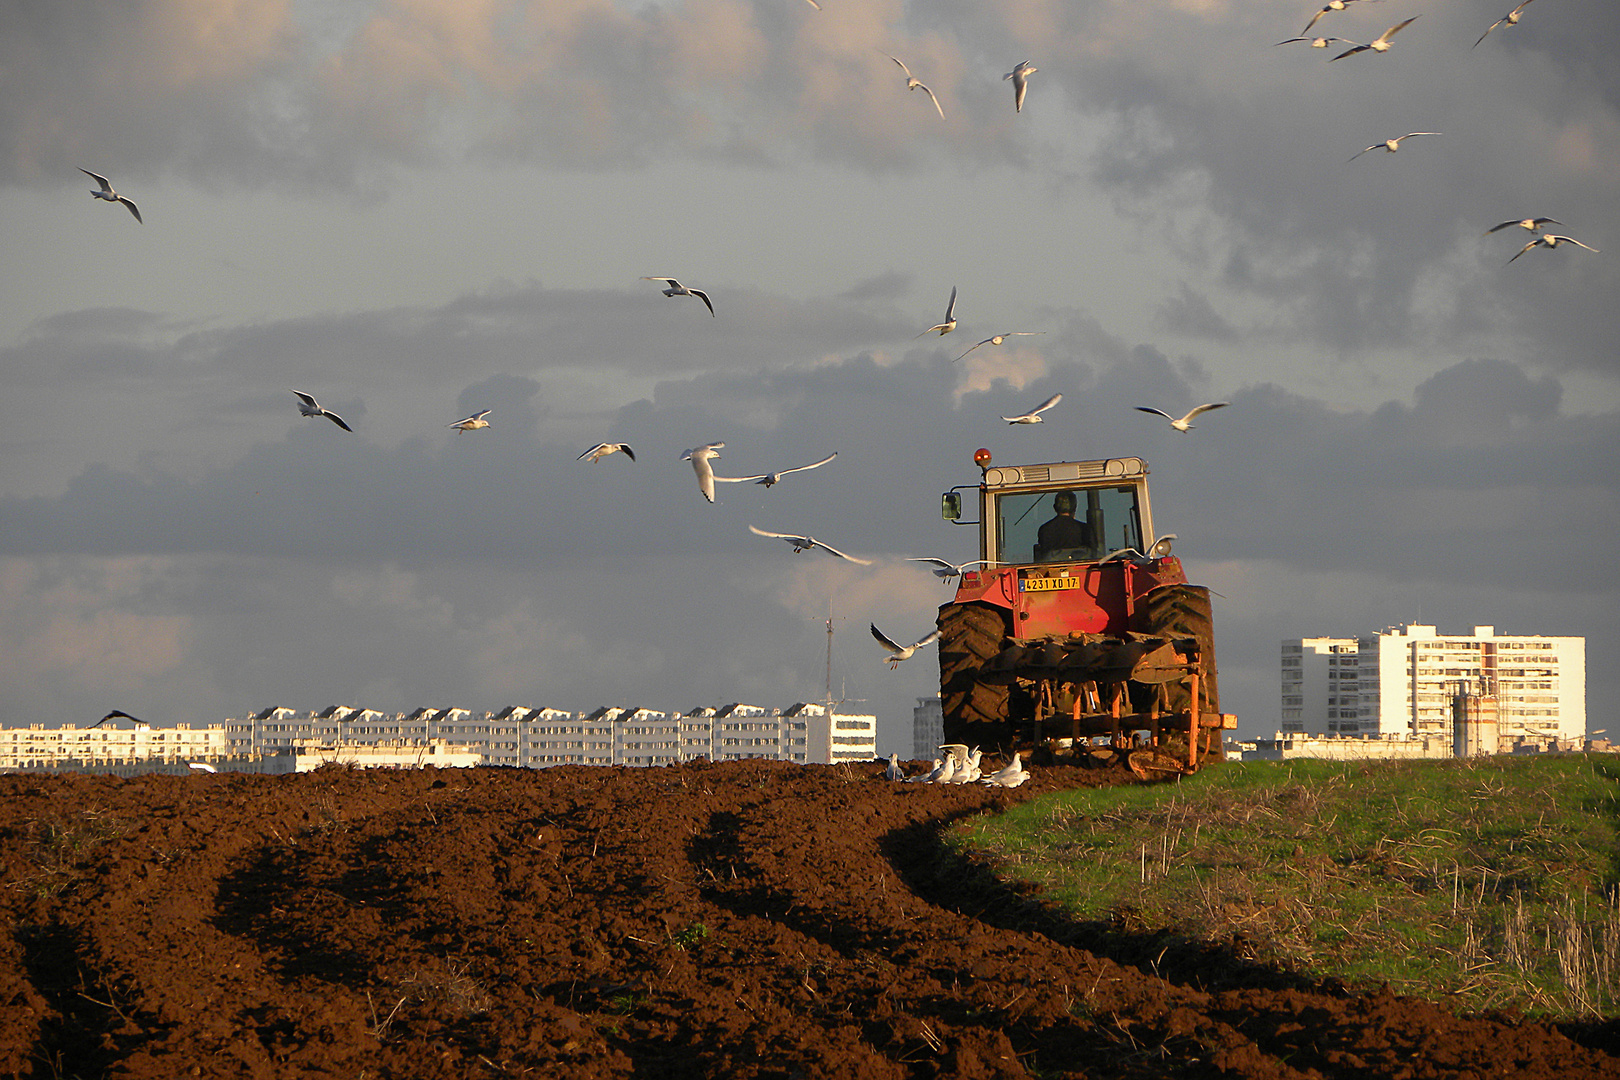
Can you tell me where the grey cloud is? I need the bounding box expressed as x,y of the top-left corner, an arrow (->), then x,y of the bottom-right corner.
1158,283 -> 1240,343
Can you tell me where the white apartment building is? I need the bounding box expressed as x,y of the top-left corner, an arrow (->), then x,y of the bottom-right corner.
0,718 -> 228,772
224,703 -> 876,767
3,704 -> 879,774
913,697 -> 944,761
1281,624 -> 1586,750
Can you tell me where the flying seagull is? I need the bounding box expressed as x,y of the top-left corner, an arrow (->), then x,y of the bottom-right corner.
1507,234 -> 1600,264
1004,60 -> 1037,113
1274,35 -> 1350,48
1003,392 -> 1062,424
1331,16 -> 1420,60
888,55 -> 945,120
1349,132 -> 1440,161
682,442 -> 725,502
447,409 -> 492,431
641,277 -> 715,316
1101,535 -> 1178,565
79,169 -> 142,223
188,762 -> 218,774
1301,0 -> 1376,37
1475,1 -> 1534,47
715,452 -> 837,487
906,556 -> 989,580
93,710 -> 144,729
915,285 -> 959,338
802,0 -> 821,8
1487,217 -> 1560,235
870,622 -> 942,668
291,390 -> 353,432
954,331 -> 1044,363
747,525 -> 873,564
1136,402 -> 1228,432
579,442 -> 635,463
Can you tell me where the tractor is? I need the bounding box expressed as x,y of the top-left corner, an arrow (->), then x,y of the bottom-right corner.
936,450 -> 1233,776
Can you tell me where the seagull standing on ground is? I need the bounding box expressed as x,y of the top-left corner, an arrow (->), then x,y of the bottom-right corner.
870,623 -> 942,668
884,752 -> 903,781
1487,217 -> 1560,235
949,747 -> 983,783
748,525 -> 873,564
714,452 -> 837,488
1003,393 -> 1062,424
1349,132 -> 1440,161
579,443 -> 635,463
1332,16 -> 1420,60
291,391 -> 353,432
682,442 -> 725,502
447,409 -> 492,431
906,557 -> 989,581
79,169 -> 142,223
955,332 -> 1044,363
1004,60 -> 1037,113
915,285 -> 959,338
888,56 -> 945,119
937,744 -> 978,784
981,752 -> 1029,788
1507,234 -> 1600,264
1136,402 -> 1228,432
641,277 -> 715,316
1475,1 -> 1534,47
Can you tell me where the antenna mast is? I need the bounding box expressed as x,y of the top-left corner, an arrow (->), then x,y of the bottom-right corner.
825,618 -> 834,707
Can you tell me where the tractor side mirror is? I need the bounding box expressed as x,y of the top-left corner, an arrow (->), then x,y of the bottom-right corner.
941,492 -> 961,521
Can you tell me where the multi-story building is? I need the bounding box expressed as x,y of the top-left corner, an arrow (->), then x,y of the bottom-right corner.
913,697 -> 944,761
0,718 -> 228,772
225,703 -> 876,767
1280,625 -> 1586,751
4,703 -> 879,774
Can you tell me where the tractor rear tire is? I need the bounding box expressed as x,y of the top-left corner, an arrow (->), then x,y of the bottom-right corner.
937,601 -> 1013,745
1132,584 -> 1219,716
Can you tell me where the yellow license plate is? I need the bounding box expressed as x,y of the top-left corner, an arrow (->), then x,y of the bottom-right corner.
1022,576 -> 1080,592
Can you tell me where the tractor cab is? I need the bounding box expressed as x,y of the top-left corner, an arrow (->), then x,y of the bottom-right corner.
943,453 -> 1156,569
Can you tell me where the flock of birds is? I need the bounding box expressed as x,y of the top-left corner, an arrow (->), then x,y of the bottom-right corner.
882,743 -> 1030,788
1273,0 -> 1600,263
67,0 -> 1596,713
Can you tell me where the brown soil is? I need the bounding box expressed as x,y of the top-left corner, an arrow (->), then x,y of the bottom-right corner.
1,759 -> 1615,1079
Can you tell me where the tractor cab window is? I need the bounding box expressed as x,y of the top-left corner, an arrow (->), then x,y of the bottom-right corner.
994,486 -> 1144,566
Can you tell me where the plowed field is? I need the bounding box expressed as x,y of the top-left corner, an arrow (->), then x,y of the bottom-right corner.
1,759 -> 1615,1078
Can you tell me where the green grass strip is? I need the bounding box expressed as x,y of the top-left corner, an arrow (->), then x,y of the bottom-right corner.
960,755 -> 1620,1016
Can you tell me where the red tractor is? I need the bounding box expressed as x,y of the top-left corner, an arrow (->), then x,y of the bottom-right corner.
936,451 -> 1233,775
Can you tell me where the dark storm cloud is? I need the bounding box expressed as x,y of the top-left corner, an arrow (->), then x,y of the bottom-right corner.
3,344 -> 1614,741
4,345 -> 1613,581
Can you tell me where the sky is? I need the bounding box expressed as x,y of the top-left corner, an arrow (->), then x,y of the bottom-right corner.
1,0 -> 1617,754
